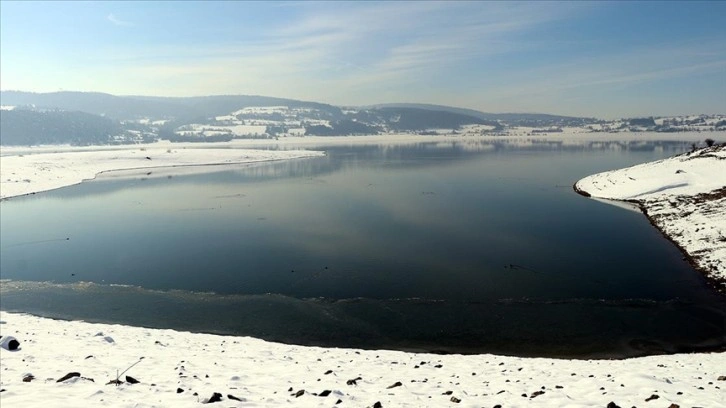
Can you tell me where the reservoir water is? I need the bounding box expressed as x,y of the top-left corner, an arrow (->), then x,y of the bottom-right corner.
2,139 -> 725,358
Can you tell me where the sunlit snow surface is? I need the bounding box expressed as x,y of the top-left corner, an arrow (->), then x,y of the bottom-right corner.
0,144 -> 324,200
1,312 -> 725,407
576,145 -> 726,291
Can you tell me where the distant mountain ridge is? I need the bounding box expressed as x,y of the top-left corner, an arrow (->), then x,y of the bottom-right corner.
371,103 -> 596,126
1,91 -> 723,146
0,91 -> 342,121
2,91 -> 589,124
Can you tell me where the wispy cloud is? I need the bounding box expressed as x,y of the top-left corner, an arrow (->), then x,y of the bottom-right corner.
107,13 -> 133,27
483,41 -> 726,98
52,2 -> 721,116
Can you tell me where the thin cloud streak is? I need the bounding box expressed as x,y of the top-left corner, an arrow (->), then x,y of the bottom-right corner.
98,2 -> 581,100
107,13 -> 133,27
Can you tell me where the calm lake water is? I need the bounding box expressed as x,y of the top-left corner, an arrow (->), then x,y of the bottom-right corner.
2,139 -> 725,358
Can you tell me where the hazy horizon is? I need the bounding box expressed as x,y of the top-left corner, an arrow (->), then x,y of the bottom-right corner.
1,1 -> 725,119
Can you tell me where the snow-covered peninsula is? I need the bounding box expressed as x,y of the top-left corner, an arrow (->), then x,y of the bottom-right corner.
575,144 -> 726,293
0,144 -> 324,200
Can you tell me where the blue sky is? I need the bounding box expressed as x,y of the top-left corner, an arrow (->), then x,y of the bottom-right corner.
1,1 -> 724,118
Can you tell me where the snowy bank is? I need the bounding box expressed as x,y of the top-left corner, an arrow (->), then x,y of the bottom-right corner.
0,145 -> 324,200
575,145 -> 726,293
1,312 -> 724,408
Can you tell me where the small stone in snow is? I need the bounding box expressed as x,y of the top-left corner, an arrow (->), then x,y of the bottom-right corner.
227,394 -> 243,401
22,374 -> 35,382
176,388 -> 184,394
668,404 -> 680,408
442,391 -> 453,395
0,337 -> 20,351
294,389 -> 305,398
373,402 -> 382,408
125,376 -> 139,384
450,396 -> 461,403
530,390 -> 545,398
718,376 -> 726,381
606,402 -> 621,408
318,390 -> 332,397
336,399 -> 342,404
325,370 -> 333,375
57,372 -> 81,383
386,381 -> 402,389
206,392 -> 223,403
645,394 -> 659,402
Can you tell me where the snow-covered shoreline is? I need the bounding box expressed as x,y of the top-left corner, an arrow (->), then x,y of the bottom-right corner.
575,144 -> 726,293
2,135 -> 726,406
1,311 -> 724,408
0,145 -> 324,200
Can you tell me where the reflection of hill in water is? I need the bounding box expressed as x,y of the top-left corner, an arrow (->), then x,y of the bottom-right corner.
29,140 -> 691,201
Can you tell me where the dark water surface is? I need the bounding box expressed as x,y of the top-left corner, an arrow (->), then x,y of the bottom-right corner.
2,139 -> 725,358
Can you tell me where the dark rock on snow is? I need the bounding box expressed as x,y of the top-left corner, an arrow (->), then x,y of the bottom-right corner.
645,394 -> 660,401
22,374 -> 35,382
318,390 -> 332,397
294,389 -> 305,398
125,375 -> 140,384
450,396 -> 461,403
176,388 -> 184,393
606,402 -> 621,408
386,381 -> 402,389
0,336 -> 20,351
227,394 -> 242,401
57,372 -> 81,383
206,392 -> 223,403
